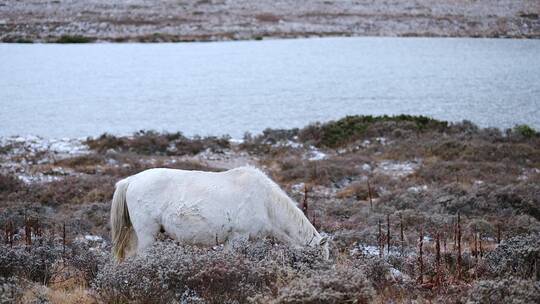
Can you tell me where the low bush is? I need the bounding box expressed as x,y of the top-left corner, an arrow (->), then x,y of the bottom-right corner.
298,115 -> 448,148
274,157 -> 359,186
0,240 -> 109,285
32,176 -> 115,205
484,233 -> 540,280
55,35 -> 94,43
85,131 -> 230,156
512,124 -> 538,139
0,277 -> 22,303
0,242 -> 62,284
270,264 -> 375,304
0,173 -> 23,195
464,278 -> 540,304
92,241 -> 288,303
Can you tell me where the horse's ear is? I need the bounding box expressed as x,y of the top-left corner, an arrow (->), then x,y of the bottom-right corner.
319,236 -> 328,246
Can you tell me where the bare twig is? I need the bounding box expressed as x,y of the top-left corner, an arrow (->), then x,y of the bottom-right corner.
418,228 -> 424,284
387,214 -> 391,255
473,230 -> 478,259
302,183 -> 309,217
367,178 -> 373,209
479,233 -> 483,258
457,213 -> 462,280
5,221 -> 14,247
436,232 -> 441,286
62,222 -> 66,256
25,217 -> 32,246
400,214 -> 405,254
378,219 -> 383,258
497,223 -> 502,244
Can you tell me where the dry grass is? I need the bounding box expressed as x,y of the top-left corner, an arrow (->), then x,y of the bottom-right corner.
21,284 -> 96,304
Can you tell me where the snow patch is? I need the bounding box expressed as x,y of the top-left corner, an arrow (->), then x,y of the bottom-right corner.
407,185 -> 428,193
0,135 -> 90,183
361,163 -> 372,171
350,242 -> 402,257
375,160 -> 421,178
517,167 -> 540,181
305,146 -> 327,161
85,235 -> 103,242
272,140 -> 302,148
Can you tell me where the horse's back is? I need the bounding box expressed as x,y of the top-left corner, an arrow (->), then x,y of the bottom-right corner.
125,166 -> 272,219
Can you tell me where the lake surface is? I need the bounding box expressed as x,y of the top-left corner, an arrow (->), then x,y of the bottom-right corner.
1,37 -> 539,138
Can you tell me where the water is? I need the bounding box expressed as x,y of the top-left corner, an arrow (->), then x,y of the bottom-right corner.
1,37 -> 539,139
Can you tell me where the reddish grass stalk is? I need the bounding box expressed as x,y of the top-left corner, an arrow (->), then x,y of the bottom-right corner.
443,227 -> 447,254
25,217 -> 32,246
36,217 -> 42,245
436,232 -> 441,286
479,233 -> 483,258
378,219 -> 383,258
5,221 -> 14,247
497,224 -> 502,244
3,223 -> 7,245
311,213 -> 319,230
400,214 -> 404,254
457,213 -> 462,280
62,222 -> 66,255
473,231 -> 478,259
302,183 -> 309,217
418,228 -> 424,284
387,214 -> 391,255
453,219 -> 458,250
367,178 -> 373,209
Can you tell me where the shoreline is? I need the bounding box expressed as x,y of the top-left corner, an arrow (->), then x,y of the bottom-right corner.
2,0 -> 539,43
0,114 -> 536,142
1,115 -> 538,184
3,32 -> 540,44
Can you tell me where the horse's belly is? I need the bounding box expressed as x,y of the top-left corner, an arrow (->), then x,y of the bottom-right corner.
161,201 -> 269,245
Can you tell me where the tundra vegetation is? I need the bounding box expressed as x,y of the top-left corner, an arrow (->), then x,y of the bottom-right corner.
1,115 -> 539,303
2,0 -> 539,42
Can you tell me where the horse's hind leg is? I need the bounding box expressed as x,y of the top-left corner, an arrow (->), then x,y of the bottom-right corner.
131,217 -> 160,253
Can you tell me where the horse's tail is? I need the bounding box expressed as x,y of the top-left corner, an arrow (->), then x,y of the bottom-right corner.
111,178 -> 136,262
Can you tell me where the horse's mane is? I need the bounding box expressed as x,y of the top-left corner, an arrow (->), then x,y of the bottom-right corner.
239,166 -> 319,245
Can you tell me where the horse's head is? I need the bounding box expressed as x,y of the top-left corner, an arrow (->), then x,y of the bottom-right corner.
318,236 -> 329,260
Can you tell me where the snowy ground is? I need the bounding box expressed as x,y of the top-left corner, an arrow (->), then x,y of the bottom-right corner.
0,136 -> 90,183
1,0 -> 539,42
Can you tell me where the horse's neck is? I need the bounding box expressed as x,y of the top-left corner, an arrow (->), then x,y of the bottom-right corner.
270,190 -> 319,246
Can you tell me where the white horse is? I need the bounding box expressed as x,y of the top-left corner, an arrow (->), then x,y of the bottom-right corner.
110,166 -> 329,261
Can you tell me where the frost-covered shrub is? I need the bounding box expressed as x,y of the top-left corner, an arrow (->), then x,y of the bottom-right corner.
0,243 -> 62,284
464,278 -> 540,304
85,131 -> 230,156
350,256 -> 392,289
484,233 -> 540,279
270,263 -> 375,304
0,277 -> 23,303
231,238 -> 329,272
92,241 -> 285,303
0,173 -> 23,194
0,240 -> 105,286
67,243 -> 108,283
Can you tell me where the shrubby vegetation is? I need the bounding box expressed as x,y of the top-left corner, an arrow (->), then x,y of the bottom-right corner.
298,115 -> 448,148
1,115 -> 539,303
464,278 -> 540,304
85,131 -> 231,156
55,35 -> 94,43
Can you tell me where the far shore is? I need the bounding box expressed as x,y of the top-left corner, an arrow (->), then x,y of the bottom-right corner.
1,0 -> 539,43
